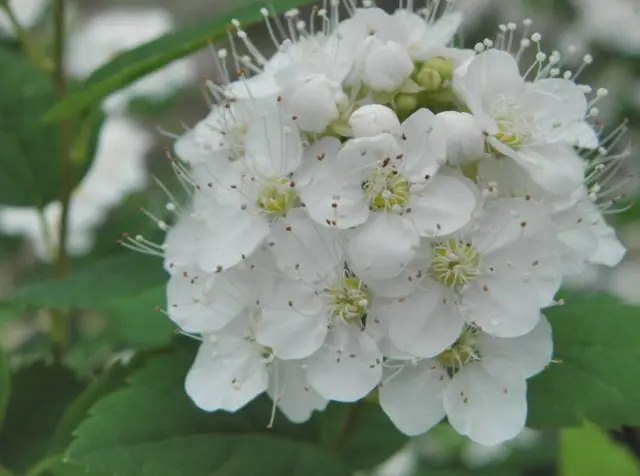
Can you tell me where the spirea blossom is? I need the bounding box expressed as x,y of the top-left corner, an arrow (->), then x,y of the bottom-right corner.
128,0 -> 630,447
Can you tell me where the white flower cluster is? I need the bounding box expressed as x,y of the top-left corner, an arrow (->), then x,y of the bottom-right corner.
139,2 -> 629,446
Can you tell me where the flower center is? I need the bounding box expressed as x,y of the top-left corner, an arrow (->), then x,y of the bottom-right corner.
494,117 -> 529,149
436,327 -> 479,371
362,169 -> 410,211
256,177 -> 298,218
326,274 -> 371,326
431,240 -> 481,288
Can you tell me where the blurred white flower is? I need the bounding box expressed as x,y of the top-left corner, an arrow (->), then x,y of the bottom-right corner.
0,0 -> 47,36
0,117 -> 153,261
65,8 -> 197,114
461,427 -> 541,468
568,0 -> 640,55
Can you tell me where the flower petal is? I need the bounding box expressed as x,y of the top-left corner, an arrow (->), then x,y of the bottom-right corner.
306,326 -> 382,402
185,336 -> 268,412
408,172 -> 477,237
379,360 -> 448,436
478,315 -> 553,379
347,213 -> 419,280
268,360 -> 328,423
444,364 -> 527,446
388,282 -> 465,358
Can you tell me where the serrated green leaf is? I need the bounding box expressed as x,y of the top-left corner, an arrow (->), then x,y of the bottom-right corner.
528,292 -> 640,428
4,253 -> 166,311
561,422 -> 640,476
0,350 -> 9,431
0,362 -> 83,473
106,286 -> 175,349
51,360 -> 141,452
42,0 -> 309,121
66,345 -> 349,476
319,401 -> 408,471
0,47 -> 99,207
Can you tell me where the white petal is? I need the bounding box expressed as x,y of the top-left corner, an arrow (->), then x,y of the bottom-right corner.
437,111 -> 485,165
473,198 -> 552,254
379,361 -> 448,436
388,282 -> 465,358
462,275 -> 541,338
268,360 -> 328,423
163,215 -> 203,271
286,75 -> 344,133
444,364 -> 527,446
491,140 -> 585,194
185,337 -> 268,412
591,221 -> 626,267
409,173 -> 477,237
166,267 -> 247,333
478,315 -> 553,380
361,39 -> 414,92
198,204 -> 270,272
306,326 -> 382,402
347,214 -> 419,280
257,281 -> 328,360
270,208 -> 343,281
245,104 -> 303,177
301,176 -> 370,229
401,108 -> 447,179
349,104 -> 402,138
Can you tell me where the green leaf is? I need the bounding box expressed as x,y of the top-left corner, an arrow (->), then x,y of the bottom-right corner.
51,360 -> 142,452
561,422 -> 640,476
5,253 -> 166,311
319,401 -> 408,471
0,362 -> 83,473
0,47 -> 99,206
528,292 -> 640,428
106,286 -> 175,349
43,0 -> 309,121
0,350 -> 9,431
67,345 -> 350,476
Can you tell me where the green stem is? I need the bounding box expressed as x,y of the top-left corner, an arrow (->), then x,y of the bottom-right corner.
24,454 -> 62,476
0,2 -> 51,73
35,208 -> 55,262
51,0 -> 72,359
334,401 -> 364,456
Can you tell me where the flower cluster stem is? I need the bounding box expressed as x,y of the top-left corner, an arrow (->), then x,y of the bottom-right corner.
50,0 -> 72,360
334,401 -> 364,456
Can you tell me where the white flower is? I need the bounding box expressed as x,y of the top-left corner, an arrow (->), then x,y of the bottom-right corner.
66,8 -> 197,114
0,0 -> 47,37
274,42 -> 352,133
255,264 -> 383,402
166,101 -> 343,279
303,109 -> 476,279
379,316 -> 552,446
477,155 -> 626,275
0,117 -> 152,261
349,104 -> 403,138
374,198 -> 562,360
356,37 -> 415,93
437,111 -> 486,165
166,258 -> 274,334
174,100 -> 266,165
454,49 -> 598,193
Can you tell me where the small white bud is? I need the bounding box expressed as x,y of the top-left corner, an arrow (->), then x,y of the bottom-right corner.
349,104 -> 402,138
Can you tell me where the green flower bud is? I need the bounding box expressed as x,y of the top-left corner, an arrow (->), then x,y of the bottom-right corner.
422,56 -> 454,81
415,67 -> 442,92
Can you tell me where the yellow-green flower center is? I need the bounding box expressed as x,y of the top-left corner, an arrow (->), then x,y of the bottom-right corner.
256,177 -> 297,218
326,275 -> 371,325
431,240 -> 481,288
436,327 -> 479,371
362,170 -> 410,211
